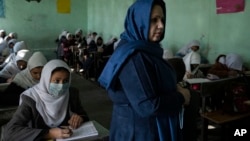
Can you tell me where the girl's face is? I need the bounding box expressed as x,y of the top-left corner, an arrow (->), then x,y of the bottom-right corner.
97,38 -> 103,45
17,60 -> 27,70
9,43 -> 14,49
149,5 -> 164,42
30,67 -> 43,81
191,46 -> 199,52
50,70 -> 69,84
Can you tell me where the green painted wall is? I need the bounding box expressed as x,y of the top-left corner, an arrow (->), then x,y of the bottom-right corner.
164,0 -> 250,67
0,0 -> 87,59
1,0 -> 250,67
86,0 -> 250,67
87,0 -> 135,42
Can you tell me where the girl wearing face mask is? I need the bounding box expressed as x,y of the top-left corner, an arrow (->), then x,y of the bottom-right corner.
3,59 -> 89,141
0,49 -> 32,83
0,51 -> 47,106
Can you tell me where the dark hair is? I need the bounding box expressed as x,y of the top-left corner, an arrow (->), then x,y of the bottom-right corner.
153,0 -> 166,12
215,54 -> 226,63
167,58 -> 186,82
52,67 -> 69,75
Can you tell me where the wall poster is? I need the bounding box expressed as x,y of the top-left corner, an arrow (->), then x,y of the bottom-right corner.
216,0 -> 245,14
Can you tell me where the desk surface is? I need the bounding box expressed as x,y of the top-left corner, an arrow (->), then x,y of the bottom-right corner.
185,78 -> 211,84
201,110 -> 250,124
185,76 -> 239,84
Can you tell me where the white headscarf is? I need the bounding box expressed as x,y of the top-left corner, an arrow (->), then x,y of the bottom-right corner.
7,38 -> 17,47
8,32 -> 18,39
225,53 -> 243,71
183,51 -> 201,72
177,40 -> 200,55
59,30 -> 68,40
0,50 -> 32,79
0,40 -> 7,54
13,52 -> 47,89
218,56 -> 226,64
2,39 -> 17,56
20,59 -> 71,127
75,28 -> 82,35
113,39 -> 121,50
66,33 -> 72,40
13,41 -> 28,53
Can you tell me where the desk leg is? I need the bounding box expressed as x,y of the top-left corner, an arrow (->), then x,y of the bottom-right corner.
201,118 -> 208,141
201,96 -> 208,141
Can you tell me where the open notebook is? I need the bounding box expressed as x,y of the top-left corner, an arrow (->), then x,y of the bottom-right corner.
56,121 -> 98,141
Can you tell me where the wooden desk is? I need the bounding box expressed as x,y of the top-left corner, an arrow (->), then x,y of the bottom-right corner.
201,110 -> 250,124
185,77 -> 245,141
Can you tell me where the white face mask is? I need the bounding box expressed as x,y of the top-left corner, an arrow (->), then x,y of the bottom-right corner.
48,83 -> 70,97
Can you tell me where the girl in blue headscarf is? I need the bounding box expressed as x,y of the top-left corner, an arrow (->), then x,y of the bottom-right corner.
98,0 -> 190,140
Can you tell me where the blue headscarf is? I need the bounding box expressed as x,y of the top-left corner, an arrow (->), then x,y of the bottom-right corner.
121,0 -> 166,42
98,0 -> 166,89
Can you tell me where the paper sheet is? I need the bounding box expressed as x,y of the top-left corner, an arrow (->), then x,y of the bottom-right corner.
57,121 -> 98,141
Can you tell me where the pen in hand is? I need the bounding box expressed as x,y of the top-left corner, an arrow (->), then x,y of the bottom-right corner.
59,126 -> 73,138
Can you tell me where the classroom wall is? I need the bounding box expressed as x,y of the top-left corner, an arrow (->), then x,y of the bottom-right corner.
164,0 -> 250,67
0,0 -> 88,60
1,0 -> 250,67
86,0 -> 250,67
86,0 -> 135,42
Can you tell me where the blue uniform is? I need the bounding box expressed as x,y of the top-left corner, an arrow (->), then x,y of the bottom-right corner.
98,0 -> 184,140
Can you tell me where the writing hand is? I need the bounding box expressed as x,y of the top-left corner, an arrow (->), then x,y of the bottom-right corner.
45,127 -> 72,139
68,113 -> 83,129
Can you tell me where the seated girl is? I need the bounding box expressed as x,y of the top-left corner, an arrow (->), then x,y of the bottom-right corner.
0,41 -> 28,70
0,51 -> 47,106
175,40 -> 200,58
207,53 -> 243,79
0,49 -> 32,83
3,59 -> 89,140
183,51 -> 205,79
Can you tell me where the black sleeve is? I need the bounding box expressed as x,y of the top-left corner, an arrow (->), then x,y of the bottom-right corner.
69,87 -> 90,122
3,95 -> 47,141
0,82 -> 25,106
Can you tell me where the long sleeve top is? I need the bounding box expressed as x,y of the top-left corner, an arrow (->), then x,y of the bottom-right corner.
3,87 -> 89,141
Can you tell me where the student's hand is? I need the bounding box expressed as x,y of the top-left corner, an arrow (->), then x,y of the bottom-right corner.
177,84 -> 191,105
45,127 -> 72,139
6,77 -> 13,83
68,113 -> 83,129
185,72 -> 193,79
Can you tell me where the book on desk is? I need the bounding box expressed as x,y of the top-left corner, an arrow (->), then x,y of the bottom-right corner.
56,121 -> 101,141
